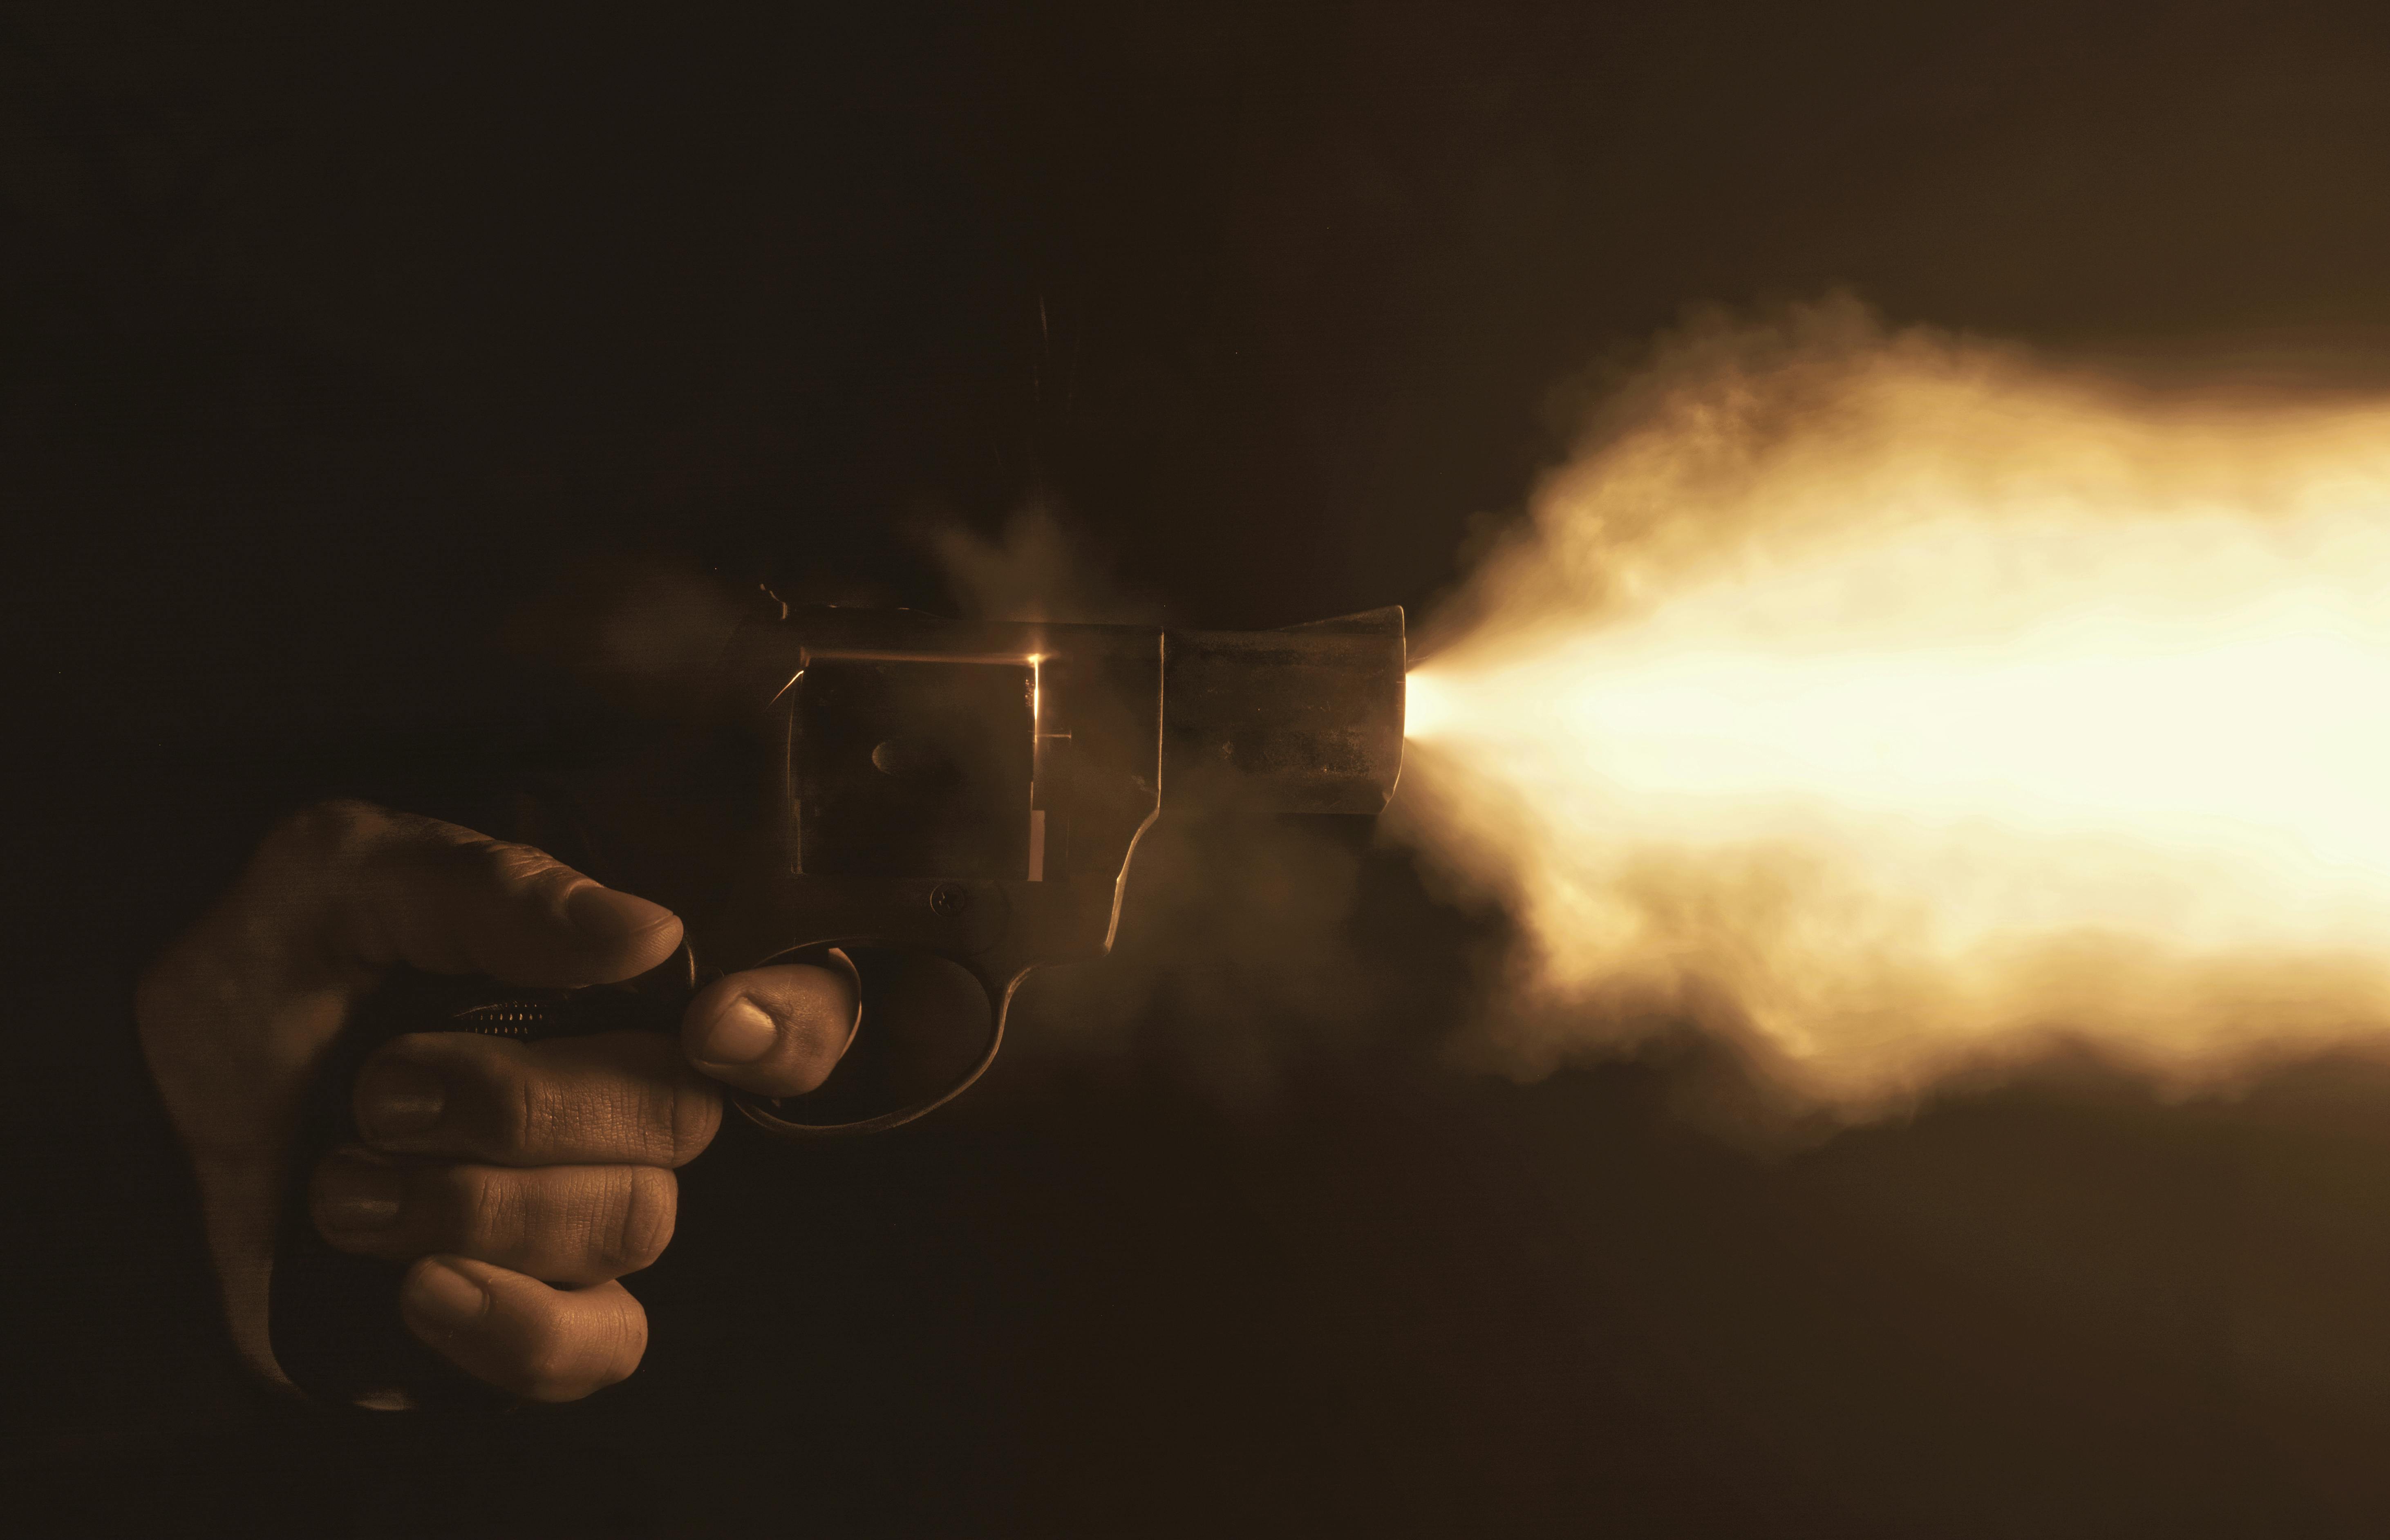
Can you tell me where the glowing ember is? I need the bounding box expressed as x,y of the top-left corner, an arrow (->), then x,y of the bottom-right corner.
1397,300 -> 2390,1109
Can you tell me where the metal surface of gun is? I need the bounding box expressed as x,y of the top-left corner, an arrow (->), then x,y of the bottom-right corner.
695,599 -> 1409,1133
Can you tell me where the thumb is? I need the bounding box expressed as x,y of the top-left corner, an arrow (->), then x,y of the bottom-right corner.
318,808 -> 683,987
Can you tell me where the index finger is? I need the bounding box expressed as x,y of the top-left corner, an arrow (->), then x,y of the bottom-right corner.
680,958 -> 862,1099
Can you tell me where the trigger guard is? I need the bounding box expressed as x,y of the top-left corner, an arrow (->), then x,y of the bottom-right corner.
729,944 -> 1023,1140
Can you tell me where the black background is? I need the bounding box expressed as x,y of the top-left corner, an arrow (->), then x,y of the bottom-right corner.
19,3 -> 2390,1536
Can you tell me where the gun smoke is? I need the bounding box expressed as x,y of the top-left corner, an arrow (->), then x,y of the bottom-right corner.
1398,298 -> 2390,1117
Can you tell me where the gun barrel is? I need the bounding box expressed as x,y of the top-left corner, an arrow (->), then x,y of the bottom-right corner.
720,600 -> 1405,898
1161,607 -> 1407,814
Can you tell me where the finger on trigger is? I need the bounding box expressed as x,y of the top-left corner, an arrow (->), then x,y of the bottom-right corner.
681,958 -> 861,1097
399,1256 -> 647,1402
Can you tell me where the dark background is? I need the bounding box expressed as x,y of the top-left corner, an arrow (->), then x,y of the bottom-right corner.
16,2 -> 2390,1535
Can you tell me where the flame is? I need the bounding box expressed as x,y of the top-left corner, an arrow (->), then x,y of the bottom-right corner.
1398,300 -> 2390,1110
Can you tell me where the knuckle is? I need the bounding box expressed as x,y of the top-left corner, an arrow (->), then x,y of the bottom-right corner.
599,1167 -> 676,1275
259,799 -> 388,875
470,837 -> 583,913
598,1078 -> 654,1160
499,1064 -> 568,1161
577,1078 -> 653,1164
138,803 -> 406,1042
252,801 -> 418,969
445,1165 -> 515,1251
658,1075 -> 722,1166
597,1296 -> 649,1388
485,1039 -> 721,1166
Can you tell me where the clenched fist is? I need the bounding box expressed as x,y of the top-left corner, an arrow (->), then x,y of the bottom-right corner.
137,801 -> 856,1402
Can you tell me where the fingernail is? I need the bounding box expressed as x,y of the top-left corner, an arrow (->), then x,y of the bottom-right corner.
404,1258 -> 487,1332
314,1156 -> 404,1233
692,995 -> 779,1065
357,1057 -> 446,1143
565,882 -> 678,948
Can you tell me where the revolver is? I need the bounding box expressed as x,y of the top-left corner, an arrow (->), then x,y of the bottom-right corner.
274,598 -> 1407,1400
687,597 -> 1408,1133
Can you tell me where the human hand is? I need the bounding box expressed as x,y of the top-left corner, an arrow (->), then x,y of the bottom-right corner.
136,801 -> 856,1402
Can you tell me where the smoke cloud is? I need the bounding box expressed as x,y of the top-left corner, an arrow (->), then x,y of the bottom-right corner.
918,501 -> 1159,625
1398,297 -> 2390,1117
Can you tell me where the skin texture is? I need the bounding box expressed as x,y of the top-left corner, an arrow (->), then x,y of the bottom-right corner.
136,801 -> 859,1402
